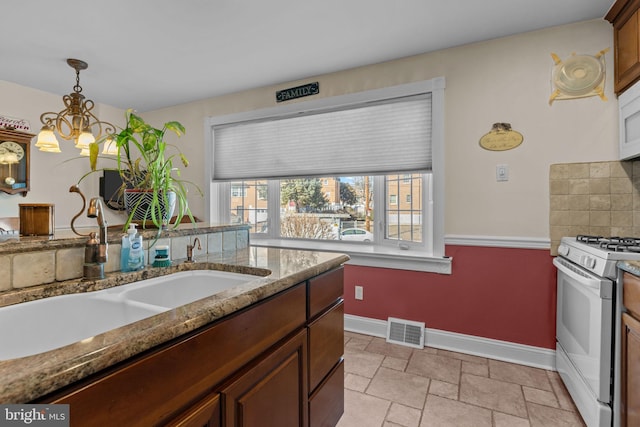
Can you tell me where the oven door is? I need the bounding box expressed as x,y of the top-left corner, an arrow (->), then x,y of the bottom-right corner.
553,256 -> 613,403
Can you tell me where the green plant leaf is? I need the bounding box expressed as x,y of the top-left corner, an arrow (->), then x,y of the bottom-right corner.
128,112 -> 150,133
165,121 -> 185,136
89,142 -> 99,171
142,132 -> 157,152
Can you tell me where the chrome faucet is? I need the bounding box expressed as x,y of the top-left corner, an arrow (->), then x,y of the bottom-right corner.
186,237 -> 201,263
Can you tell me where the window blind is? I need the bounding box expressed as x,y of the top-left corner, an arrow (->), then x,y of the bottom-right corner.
212,93 -> 432,181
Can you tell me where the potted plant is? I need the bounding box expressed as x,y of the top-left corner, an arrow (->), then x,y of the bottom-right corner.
88,108 -> 201,231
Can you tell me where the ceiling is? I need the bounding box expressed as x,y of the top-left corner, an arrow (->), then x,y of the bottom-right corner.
1,0 -> 614,112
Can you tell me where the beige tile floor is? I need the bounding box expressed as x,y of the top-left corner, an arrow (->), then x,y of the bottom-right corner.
337,332 -> 586,427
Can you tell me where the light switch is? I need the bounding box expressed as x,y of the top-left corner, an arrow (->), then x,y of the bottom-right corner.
496,164 -> 509,182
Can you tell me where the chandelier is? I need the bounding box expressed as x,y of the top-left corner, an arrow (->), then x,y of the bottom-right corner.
35,58 -> 117,155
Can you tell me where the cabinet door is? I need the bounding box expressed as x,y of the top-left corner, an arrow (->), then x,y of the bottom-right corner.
616,8 -> 640,93
221,329 -> 308,427
309,360 -> 344,427
308,301 -> 344,393
167,393 -> 220,427
621,312 -> 640,427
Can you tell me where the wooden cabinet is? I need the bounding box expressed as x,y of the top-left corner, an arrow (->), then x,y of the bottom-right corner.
622,272 -> 640,427
35,266 -> 345,427
167,393 -> 221,427
621,313 -> 640,427
307,267 -> 344,427
221,330 -> 308,427
607,0 -> 640,94
39,283 -> 307,426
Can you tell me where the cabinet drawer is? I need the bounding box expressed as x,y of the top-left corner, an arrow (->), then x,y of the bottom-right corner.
624,272 -> 640,319
309,301 -> 344,392
308,267 -> 343,320
309,360 -> 344,427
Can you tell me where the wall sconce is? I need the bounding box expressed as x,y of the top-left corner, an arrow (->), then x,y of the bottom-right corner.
35,58 -> 116,155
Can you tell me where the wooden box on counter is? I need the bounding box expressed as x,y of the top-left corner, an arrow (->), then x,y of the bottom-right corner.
19,204 -> 54,236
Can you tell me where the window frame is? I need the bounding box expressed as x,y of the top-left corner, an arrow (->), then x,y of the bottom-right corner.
205,78 -> 448,274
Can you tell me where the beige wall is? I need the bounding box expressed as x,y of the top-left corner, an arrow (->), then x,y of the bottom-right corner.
0,81 -> 126,228
144,18 -> 617,240
1,19 -> 617,238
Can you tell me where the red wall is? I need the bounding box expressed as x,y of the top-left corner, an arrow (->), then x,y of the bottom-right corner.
343,245 -> 557,349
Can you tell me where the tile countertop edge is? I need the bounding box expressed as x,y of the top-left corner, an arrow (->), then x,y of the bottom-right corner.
618,260 -> 640,277
0,247 -> 349,403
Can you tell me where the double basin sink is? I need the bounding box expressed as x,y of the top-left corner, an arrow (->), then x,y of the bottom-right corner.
0,270 -> 259,360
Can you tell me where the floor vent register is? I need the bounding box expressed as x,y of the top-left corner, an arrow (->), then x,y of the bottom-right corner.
386,317 -> 425,349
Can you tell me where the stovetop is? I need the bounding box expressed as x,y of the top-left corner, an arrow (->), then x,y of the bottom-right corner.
575,235 -> 640,253
557,235 -> 640,279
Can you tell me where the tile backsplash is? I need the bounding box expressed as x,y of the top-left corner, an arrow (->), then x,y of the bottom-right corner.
0,227 -> 250,292
549,160 -> 640,255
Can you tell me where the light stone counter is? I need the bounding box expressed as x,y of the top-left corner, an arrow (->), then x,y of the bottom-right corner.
618,260 -> 640,277
0,246 -> 349,403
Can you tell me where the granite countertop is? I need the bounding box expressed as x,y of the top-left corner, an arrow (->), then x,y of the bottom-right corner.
0,246 -> 349,403
618,260 -> 640,277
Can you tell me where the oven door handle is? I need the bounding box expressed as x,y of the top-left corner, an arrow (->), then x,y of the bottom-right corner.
553,257 -> 612,298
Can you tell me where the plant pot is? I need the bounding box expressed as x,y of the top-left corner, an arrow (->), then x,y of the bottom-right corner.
124,189 -> 176,228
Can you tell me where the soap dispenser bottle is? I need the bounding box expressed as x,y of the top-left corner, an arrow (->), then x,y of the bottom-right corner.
127,224 -> 145,271
120,224 -> 137,272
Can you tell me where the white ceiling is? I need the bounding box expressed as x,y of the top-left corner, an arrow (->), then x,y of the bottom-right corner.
1,0 -> 614,112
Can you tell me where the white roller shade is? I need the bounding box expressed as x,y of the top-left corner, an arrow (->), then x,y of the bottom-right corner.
212,93 -> 432,181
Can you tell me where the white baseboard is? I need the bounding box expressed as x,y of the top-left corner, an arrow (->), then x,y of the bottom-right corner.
345,314 -> 556,371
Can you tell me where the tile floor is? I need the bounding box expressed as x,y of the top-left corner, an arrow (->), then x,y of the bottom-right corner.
337,332 -> 586,427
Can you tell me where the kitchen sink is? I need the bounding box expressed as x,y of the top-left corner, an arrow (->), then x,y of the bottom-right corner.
0,269 -> 259,360
0,294 -> 165,360
120,270 -> 258,308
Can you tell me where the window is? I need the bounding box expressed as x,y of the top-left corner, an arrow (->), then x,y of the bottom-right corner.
206,78 -> 447,273
231,184 -> 247,197
230,180 -> 268,234
387,174 -> 422,243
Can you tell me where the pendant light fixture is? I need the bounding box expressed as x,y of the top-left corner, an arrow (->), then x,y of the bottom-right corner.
36,58 -> 117,155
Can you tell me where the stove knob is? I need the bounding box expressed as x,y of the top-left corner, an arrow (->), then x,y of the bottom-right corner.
558,244 -> 570,257
581,255 -> 596,269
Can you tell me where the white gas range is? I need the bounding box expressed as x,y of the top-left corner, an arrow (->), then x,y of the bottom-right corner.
554,235 -> 640,427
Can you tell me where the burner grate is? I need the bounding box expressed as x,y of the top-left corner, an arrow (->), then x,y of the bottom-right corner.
576,235 -> 603,243
575,235 -> 640,253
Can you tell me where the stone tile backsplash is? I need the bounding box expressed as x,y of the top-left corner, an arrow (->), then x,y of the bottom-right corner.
549,160 -> 640,255
0,228 -> 250,291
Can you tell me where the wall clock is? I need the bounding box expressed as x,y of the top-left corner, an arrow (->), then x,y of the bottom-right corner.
0,128 -> 34,196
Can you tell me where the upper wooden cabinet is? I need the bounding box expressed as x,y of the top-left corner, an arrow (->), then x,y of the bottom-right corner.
607,0 -> 640,94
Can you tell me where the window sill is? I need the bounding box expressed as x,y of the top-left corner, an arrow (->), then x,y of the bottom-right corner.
250,238 -> 452,274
